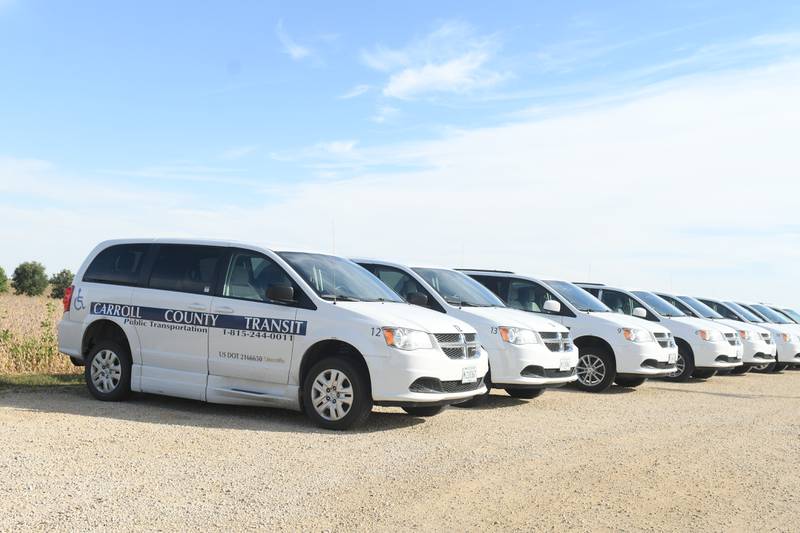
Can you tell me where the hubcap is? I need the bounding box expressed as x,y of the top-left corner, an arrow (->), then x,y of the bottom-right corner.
311,369 -> 354,421
577,354 -> 606,386
669,353 -> 685,378
90,349 -> 122,393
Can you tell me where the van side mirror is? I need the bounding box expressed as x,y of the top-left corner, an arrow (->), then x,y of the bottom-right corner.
633,307 -> 647,319
267,284 -> 294,303
543,300 -> 561,313
407,292 -> 428,307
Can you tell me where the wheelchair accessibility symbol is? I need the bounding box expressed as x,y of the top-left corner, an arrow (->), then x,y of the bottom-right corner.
73,288 -> 85,310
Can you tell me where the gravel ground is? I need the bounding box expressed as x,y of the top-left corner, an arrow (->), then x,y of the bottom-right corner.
1,370 -> 799,532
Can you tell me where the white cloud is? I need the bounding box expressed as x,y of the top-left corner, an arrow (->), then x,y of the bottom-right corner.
361,20 -> 506,99
276,19 -> 311,60
339,84 -> 371,99
3,58 -> 800,304
371,105 -> 399,123
220,145 -> 258,160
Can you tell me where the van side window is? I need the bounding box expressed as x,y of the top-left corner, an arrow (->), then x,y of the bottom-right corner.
148,245 -> 223,295
507,279 -> 558,314
470,275 -> 510,301
223,251 -> 305,306
599,289 -> 638,315
83,244 -> 149,286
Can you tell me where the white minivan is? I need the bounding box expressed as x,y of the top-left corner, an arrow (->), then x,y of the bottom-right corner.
577,284 -> 743,380
656,293 -> 776,374
353,261 -> 578,400
738,302 -> 800,371
57,239 -> 488,430
463,271 -> 677,392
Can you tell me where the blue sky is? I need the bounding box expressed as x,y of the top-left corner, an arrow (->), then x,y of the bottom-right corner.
2,1 -> 800,304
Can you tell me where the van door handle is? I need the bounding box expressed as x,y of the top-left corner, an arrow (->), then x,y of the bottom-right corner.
187,303 -> 206,311
214,306 -> 235,314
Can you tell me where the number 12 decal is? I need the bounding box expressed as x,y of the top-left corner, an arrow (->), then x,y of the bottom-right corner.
371,327 -> 382,337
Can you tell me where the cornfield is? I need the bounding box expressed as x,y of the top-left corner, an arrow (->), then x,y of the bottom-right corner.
0,293 -> 80,374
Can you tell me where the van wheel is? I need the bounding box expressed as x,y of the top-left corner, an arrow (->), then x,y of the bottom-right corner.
692,368 -> 717,379
575,350 -> 615,393
402,405 -> 443,417
774,362 -> 789,372
85,341 -> 132,401
665,347 -> 694,382
303,357 -> 372,430
730,365 -> 750,375
752,363 -> 775,373
614,376 -> 646,388
505,388 -> 545,399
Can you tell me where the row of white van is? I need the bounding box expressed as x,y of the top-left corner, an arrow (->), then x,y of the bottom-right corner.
57,239 -> 800,429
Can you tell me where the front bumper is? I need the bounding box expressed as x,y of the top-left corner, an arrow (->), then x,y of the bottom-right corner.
615,342 -> 677,376
365,347 -> 489,404
776,339 -> 800,363
487,342 -> 579,388
741,338 -> 777,363
693,340 -> 743,369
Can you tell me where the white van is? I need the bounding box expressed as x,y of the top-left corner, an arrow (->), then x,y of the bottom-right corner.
656,293 -> 776,374
577,284 -> 743,380
738,302 -> 800,371
462,271 -> 677,392
352,261 -> 578,400
57,239 -> 488,430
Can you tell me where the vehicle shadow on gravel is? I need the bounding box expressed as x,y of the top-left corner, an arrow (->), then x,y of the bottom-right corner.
450,393 -> 526,410
556,385 -> 637,395
0,385 -> 426,434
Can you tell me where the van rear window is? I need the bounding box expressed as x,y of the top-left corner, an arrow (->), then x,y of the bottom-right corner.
83,244 -> 149,286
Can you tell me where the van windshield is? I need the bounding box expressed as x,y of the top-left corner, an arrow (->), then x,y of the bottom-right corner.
750,303 -> 793,325
781,308 -> 800,323
546,280 -> 609,312
279,252 -> 403,303
413,268 -> 505,307
725,302 -> 765,323
632,291 -> 685,317
677,296 -> 723,319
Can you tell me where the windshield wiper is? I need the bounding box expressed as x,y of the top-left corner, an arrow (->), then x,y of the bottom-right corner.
320,294 -> 361,302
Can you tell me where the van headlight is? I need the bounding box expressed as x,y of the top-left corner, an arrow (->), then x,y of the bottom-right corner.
738,330 -> 751,341
777,332 -> 793,344
382,327 -> 434,351
619,328 -> 654,343
498,327 -> 540,345
696,329 -> 724,342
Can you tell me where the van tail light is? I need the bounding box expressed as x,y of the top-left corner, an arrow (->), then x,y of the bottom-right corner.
63,285 -> 74,313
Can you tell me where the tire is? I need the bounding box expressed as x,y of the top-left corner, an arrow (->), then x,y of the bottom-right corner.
752,363 -> 776,373
575,349 -> 616,393
84,340 -> 132,402
402,405 -> 444,417
504,388 -> 545,399
453,370 -> 491,407
692,368 -> 717,379
730,365 -> 750,375
303,357 -> 372,430
614,376 -> 646,388
774,362 -> 789,372
665,344 -> 694,382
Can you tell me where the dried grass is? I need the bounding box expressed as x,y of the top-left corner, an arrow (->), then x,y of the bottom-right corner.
0,292 -> 80,374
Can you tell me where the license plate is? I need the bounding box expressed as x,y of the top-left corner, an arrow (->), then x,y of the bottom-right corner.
559,357 -> 571,371
462,366 -> 477,384
668,352 -> 678,364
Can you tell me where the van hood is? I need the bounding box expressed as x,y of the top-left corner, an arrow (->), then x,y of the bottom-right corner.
335,301 -> 474,335
458,306 -> 567,333
672,316 -> 736,334
587,311 -> 671,335
712,318 -> 766,335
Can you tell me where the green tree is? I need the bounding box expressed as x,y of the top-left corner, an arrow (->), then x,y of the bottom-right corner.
0,266 -> 8,293
11,261 -> 48,296
49,269 -> 74,300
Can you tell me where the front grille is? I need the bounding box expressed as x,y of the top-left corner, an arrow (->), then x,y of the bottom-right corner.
541,331 -> 572,352
434,333 -> 480,359
723,332 -> 740,346
642,359 -> 674,369
521,365 -> 576,378
409,377 -> 484,394
761,332 -> 773,344
715,355 -> 741,363
752,353 -> 774,361
653,332 -> 676,349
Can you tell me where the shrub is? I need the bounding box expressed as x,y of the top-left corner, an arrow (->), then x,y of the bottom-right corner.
11,261 -> 48,296
49,269 -> 74,300
0,266 -> 7,293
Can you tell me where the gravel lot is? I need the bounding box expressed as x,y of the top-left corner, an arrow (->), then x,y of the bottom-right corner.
1,370 -> 799,532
